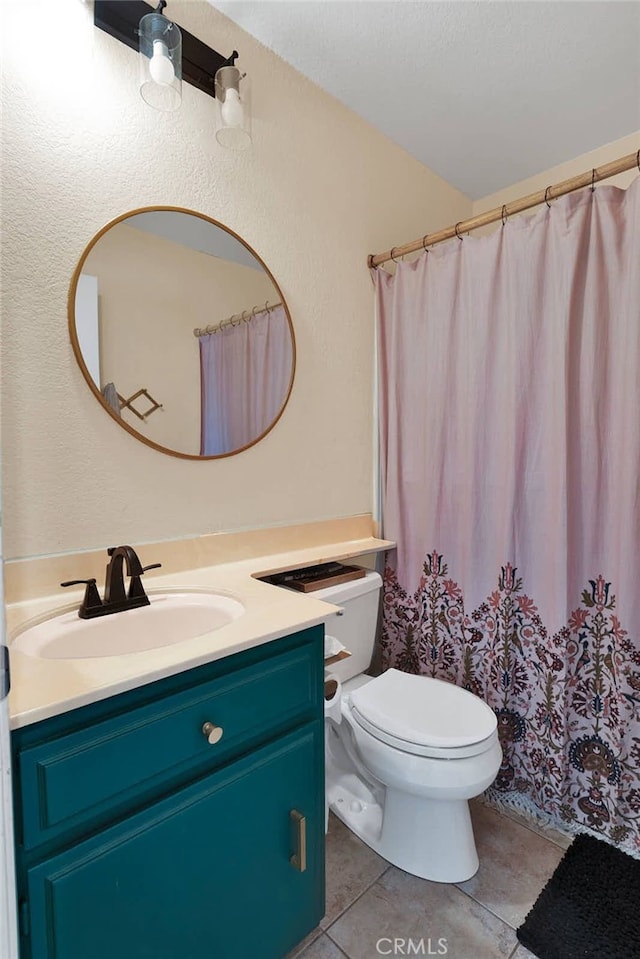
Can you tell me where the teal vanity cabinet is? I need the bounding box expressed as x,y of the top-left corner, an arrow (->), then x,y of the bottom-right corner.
11,626 -> 325,959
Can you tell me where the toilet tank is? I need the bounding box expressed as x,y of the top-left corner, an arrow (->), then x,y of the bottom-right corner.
312,570 -> 382,683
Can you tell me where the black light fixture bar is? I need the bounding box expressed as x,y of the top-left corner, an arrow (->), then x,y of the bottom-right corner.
94,0 -> 237,100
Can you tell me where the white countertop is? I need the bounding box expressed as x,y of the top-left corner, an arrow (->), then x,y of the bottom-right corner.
6,536 -> 391,729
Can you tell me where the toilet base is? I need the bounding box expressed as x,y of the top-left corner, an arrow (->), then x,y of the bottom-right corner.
329,782 -> 479,883
377,791 -> 479,882
328,779 -> 383,849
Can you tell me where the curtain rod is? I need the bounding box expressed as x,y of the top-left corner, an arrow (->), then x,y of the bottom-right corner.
368,150 -> 640,269
194,300 -> 283,338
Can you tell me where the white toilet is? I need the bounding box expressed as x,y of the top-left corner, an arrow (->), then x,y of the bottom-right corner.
318,570 -> 502,883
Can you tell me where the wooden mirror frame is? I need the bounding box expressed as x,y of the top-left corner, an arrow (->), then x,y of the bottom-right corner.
68,206 -> 296,460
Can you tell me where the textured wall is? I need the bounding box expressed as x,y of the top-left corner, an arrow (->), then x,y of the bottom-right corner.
1,1 -> 471,560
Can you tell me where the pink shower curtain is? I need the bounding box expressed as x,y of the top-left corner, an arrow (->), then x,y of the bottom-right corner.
199,305 -> 292,455
374,178 -> 640,854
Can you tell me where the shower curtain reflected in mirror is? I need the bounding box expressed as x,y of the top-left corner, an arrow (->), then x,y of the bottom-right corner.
199,305 -> 293,456
374,178 -> 640,855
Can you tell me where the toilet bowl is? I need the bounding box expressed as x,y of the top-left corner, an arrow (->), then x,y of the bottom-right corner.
318,572 -> 502,883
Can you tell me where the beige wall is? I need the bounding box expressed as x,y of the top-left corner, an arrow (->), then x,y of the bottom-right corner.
473,132 -> 640,219
1,0 -> 471,560
7,3 -> 632,564
84,223 -> 277,454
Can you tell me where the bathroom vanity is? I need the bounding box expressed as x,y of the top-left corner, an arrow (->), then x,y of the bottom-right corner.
5,519 -> 393,958
11,625 -> 325,959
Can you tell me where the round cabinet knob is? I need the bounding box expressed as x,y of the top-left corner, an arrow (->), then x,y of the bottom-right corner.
202,722 -> 224,745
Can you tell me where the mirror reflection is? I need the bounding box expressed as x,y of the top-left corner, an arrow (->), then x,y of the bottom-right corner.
70,208 -> 295,459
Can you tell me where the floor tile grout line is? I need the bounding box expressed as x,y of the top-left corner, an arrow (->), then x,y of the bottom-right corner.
288,926 -> 324,959
322,862 -> 393,935
325,936 -> 351,959
502,815 -> 569,850
324,926 -> 353,958
450,879 -> 523,933
483,801 -> 572,851
306,803 -> 556,958
323,873 -> 525,959
324,863 -> 523,955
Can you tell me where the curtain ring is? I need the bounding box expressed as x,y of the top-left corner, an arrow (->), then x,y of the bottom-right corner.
422,234 -> 429,253
390,247 -> 402,263
544,186 -> 552,208
454,223 -> 463,241
637,148 -> 640,172
368,254 -> 378,269
241,311 -> 249,323
251,305 -> 259,318
501,205 -> 508,226
591,168 -> 596,193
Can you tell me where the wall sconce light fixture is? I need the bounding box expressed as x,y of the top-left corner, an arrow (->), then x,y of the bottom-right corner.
138,1 -> 182,111
94,0 -> 252,148
215,65 -> 251,150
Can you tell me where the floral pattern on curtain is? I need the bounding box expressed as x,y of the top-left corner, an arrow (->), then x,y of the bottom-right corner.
374,177 -> 640,856
381,555 -> 640,853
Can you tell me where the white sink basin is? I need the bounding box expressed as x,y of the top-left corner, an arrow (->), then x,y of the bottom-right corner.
11,590 -> 245,659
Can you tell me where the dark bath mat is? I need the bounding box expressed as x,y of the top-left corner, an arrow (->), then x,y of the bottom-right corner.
517,833 -> 640,959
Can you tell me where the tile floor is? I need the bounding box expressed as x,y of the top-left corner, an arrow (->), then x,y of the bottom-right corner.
286,798 -> 572,959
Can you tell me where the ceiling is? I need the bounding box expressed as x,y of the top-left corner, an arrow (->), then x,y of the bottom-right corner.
212,0 -> 640,199
127,212 -> 264,270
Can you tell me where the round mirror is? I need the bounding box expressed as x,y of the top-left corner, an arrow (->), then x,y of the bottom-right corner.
69,207 -> 296,459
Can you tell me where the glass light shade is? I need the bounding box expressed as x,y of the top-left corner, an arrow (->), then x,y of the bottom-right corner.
139,11 -> 182,112
215,66 -> 252,150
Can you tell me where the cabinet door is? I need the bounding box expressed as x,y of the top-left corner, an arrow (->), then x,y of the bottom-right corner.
24,724 -> 324,959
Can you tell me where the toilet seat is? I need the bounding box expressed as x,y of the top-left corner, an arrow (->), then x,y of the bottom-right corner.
349,706 -> 499,759
348,668 -> 498,759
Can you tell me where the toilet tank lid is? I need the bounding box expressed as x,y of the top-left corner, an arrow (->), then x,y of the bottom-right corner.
350,668 -> 497,748
309,569 -> 382,604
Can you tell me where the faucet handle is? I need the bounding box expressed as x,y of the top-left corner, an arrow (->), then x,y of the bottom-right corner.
61,578 -> 98,588
61,579 -> 103,618
127,563 -> 161,602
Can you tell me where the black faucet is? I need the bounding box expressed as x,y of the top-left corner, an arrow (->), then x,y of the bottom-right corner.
104,546 -> 145,605
61,546 -> 162,619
